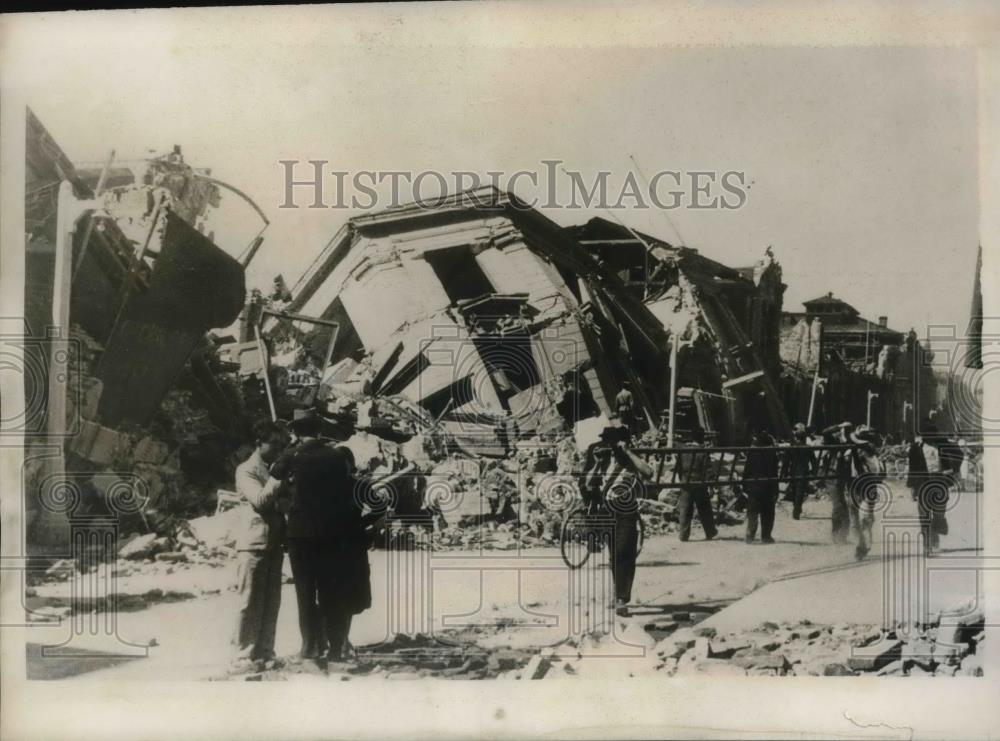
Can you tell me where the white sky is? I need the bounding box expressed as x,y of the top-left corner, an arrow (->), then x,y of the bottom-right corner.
4,7 -> 980,342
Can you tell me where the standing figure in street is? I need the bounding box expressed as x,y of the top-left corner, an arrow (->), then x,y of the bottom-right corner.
848,425 -> 885,561
264,409 -> 372,666
909,433 -> 949,556
906,436 -> 928,500
324,446 -> 374,661
788,423 -> 813,520
743,428 -> 778,544
676,428 -> 718,542
823,421 -> 854,544
939,436 -> 965,492
232,420 -> 289,670
581,424 -> 652,617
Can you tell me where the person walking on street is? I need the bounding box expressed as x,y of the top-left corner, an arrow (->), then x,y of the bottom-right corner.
743,428 -> 778,544
676,428 -> 718,542
231,420 -> 289,670
581,424 -> 653,617
848,425 -> 885,561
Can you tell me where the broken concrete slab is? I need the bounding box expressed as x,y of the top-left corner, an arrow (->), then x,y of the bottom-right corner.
521,655 -> 551,679
846,639 -> 902,671
731,647 -> 790,673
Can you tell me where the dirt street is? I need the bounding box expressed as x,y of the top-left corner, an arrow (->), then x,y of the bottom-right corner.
25,480 -> 981,680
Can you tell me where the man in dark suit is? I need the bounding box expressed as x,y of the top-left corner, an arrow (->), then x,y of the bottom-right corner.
264,409 -> 372,667
743,428 -> 778,544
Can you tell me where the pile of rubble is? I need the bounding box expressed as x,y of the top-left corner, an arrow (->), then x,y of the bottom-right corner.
222,602 -> 986,681
646,611 -> 985,677
28,507 -> 254,621
221,631 -> 543,682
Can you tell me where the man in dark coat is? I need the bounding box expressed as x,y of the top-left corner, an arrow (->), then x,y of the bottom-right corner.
264,409 -> 372,666
908,434 -> 950,556
788,423 -> 813,520
743,428 -> 778,544
822,421 -> 854,543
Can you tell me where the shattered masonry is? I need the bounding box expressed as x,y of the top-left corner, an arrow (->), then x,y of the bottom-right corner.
269,186 -> 791,452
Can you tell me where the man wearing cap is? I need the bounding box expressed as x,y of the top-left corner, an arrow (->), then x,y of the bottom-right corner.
581,423 -> 653,616
848,425 -> 885,560
231,419 -> 289,670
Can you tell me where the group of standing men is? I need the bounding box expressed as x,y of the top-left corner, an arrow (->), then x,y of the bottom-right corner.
232,410 -> 375,671
579,414 -> 908,615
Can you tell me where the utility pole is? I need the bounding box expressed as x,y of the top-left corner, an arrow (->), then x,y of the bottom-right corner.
806,370 -> 827,427
867,390 -> 879,428
667,332 -> 679,447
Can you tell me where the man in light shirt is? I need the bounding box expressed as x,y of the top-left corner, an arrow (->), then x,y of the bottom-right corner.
232,419 -> 289,669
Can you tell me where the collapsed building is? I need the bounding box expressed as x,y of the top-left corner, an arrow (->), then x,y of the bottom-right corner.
778,292 -> 938,438
566,218 -> 788,441
24,109 -> 252,549
260,187 -> 791,453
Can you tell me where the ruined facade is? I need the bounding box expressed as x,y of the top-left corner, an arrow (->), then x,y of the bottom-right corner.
276,189 -> 791,449
274,189 -> 664,453
24,109 -> 249,548
566,218 -> 789,440
778,293 -> 937,438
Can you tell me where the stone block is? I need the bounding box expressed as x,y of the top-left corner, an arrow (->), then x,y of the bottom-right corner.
847,639 -> 903,672
822,663 -> 854,676
732,647 -> 790,672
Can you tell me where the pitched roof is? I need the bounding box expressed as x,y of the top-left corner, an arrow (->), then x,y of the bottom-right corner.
804,292 -> 853,307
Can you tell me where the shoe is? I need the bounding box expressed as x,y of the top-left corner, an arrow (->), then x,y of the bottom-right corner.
792,511 -> 801,521
854,545 -> 869,561
761,537 -> 775,544
678,535 -> 689,542
745,535 -> 755,544
615,599 -> 629,617
705,531 -> 718,541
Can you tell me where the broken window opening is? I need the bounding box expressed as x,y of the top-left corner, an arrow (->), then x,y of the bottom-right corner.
425,246 -> 495,304
308,296 -> 364,367
472,332 -> 540,402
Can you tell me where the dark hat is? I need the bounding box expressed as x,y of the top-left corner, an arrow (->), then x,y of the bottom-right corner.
850,425 -> 878,445
598,424 -> 629,444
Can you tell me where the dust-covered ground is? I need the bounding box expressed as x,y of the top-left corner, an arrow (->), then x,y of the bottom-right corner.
24,481 -> 984,680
